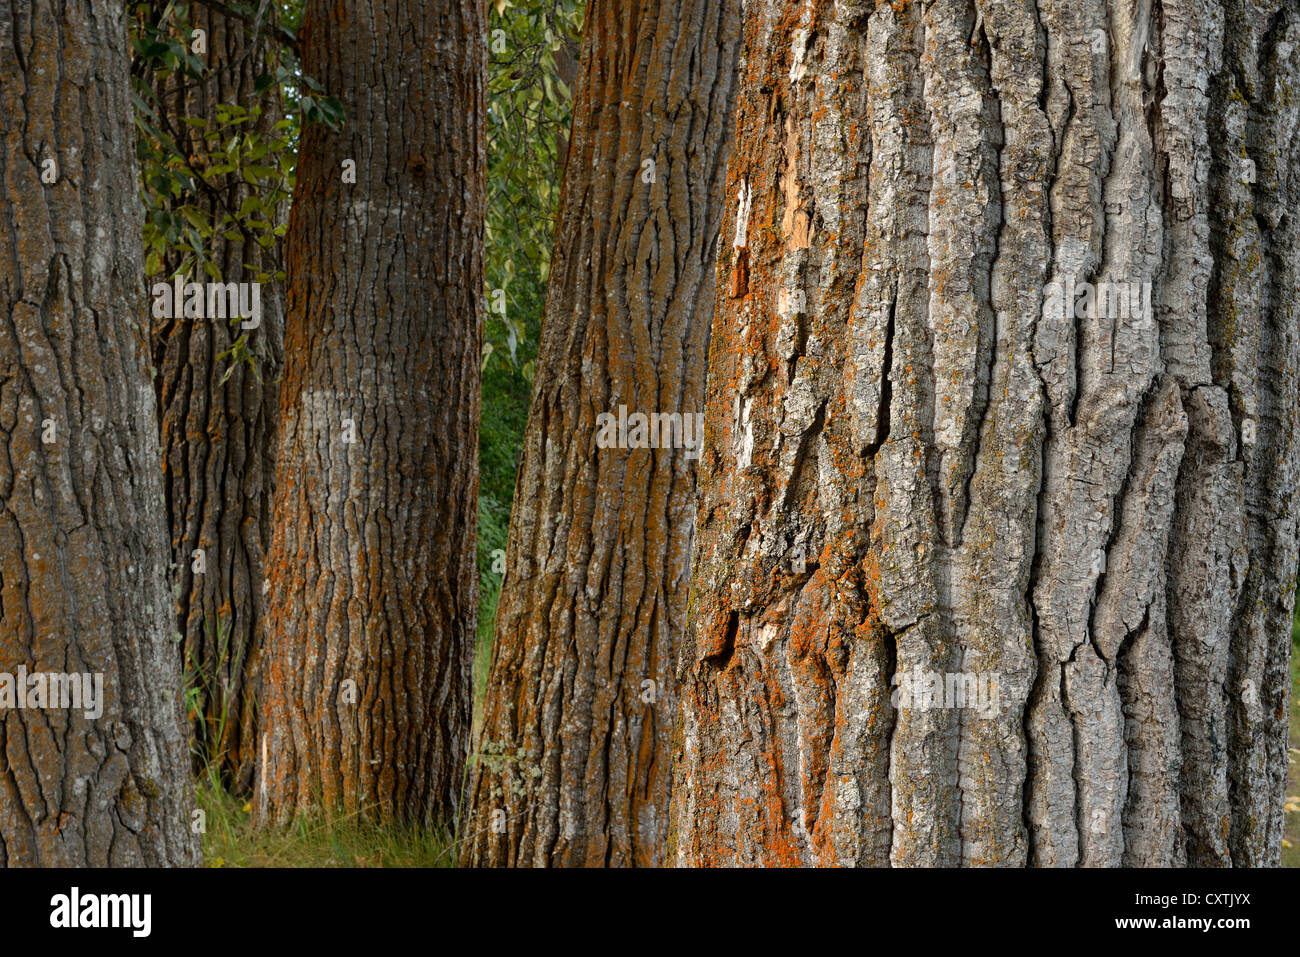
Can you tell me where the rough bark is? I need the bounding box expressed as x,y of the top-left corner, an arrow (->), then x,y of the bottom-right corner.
460,0 -> 741,866
150,4 -> 285,794
670,0 -> 1299,867
0,0 -> 199,866
258,0 -> 483,827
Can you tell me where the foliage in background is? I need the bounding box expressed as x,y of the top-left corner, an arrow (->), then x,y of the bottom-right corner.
475,0 -> 583,714
482,0 -> 582,377
130,1 -> 340,288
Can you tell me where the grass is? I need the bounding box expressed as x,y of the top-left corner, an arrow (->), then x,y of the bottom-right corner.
197,780 -> 457,867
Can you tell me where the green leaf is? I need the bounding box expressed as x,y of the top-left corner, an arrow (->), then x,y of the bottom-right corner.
180,205 -> 210,234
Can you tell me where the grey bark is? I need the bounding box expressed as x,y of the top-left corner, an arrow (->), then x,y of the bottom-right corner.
0,0 -> 199,866
670,0 -> 1299,867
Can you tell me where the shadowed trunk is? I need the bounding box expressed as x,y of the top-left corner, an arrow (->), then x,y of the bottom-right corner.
258,0 -> 483,827
460,0 -> 741,866
149,3 -> 286,795
0,0 -> 199,866
670,0 -> 1299,867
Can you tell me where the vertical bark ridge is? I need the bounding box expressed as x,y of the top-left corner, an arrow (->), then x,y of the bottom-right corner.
1160,0 -> 1233,866
259,0 -> 482,828
956,0 -> 1052,867
0,0 -> 198,866
1213,0 -> 1300,867
863,0 -> 961,868
671,0 -> 1298,867
151,4 -> 286,794
1107,378 -> 1187,865
461,0 -> 740,867
1027,0 -> 1121,868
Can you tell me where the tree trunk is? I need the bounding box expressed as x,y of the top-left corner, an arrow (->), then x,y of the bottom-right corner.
670,0 -> 1299,867
150,4 -> 285,794
0,0 -> 199,866
258,0 -> 483,827
461,0 -> 741,867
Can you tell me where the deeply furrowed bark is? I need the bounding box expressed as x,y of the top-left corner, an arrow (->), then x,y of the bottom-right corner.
670,0 -> 1299,867
460,0 -> 741,866
150,5 -> 285,795
0,0 -> 199,866
258,0 -> 483,827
